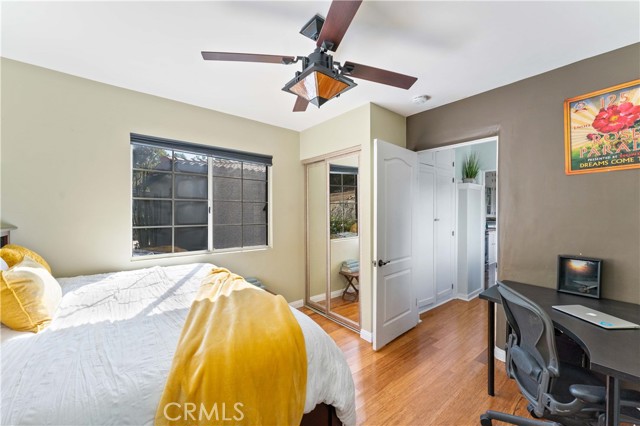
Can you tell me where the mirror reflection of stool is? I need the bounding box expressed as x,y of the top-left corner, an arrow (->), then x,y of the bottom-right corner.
339,270 -> 359,301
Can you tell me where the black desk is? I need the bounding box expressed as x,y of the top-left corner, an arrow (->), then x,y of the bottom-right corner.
479,281 -> 640,426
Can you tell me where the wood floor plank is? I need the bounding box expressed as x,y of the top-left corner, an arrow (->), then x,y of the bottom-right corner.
301,298 -> 537,425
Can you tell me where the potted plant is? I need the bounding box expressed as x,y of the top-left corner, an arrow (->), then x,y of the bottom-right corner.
462,152 -> 481,183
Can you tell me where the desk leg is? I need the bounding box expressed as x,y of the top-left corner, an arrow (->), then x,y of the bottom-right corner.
605,375 -> 620,426
487,300 -> 495,397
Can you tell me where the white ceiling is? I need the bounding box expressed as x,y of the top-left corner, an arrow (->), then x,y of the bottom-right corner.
2,1 -> 639,132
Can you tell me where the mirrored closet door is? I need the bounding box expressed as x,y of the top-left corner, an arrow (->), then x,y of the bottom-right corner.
305,152 -> 360,330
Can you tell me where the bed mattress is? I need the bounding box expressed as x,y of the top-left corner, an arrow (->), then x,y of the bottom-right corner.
0,263 -> 356,426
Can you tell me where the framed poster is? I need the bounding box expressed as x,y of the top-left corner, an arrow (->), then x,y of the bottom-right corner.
564,79 -> 640,175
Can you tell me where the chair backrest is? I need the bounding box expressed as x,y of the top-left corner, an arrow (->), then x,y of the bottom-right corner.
497,282 -> 560,407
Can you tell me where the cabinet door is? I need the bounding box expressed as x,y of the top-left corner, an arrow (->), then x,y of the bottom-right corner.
435,150 -> 455,170
416,165 -> 436,309
435,169 -> 455,303
418,151 -> 435,166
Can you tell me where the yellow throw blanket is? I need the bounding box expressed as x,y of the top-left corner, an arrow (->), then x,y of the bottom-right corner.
155,268 -> 307,426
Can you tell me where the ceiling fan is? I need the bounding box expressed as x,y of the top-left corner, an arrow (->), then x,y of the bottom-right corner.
201,0 -> 418,112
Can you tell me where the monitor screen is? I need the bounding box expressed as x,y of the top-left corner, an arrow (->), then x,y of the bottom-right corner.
557,256 -> 602,298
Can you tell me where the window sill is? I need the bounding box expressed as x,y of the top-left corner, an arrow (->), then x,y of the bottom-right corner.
130,245 -> 270,262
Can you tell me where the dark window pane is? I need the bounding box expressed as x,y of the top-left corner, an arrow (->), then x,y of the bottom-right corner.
213,225 -> 242,249
175,227 -> 208,252
132,228 -> 172,256
243,163 -> 267,181
133,200 -> 172,226
243,225 -> 267,247
329,174 -> 341,186
175,174 -> 207,199
342,174 -> 356,186
133,146 -> 172,171
243,180 -> 267,202
174,151 -> 208,174
175,201 -> 208,225
133,171 -> 172,198
212,176 -> 242,201
243,203 -> 267,224
212,159 -> 242,178
212,201 -> 242,225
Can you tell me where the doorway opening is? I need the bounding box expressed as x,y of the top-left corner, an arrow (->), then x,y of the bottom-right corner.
415,136 -> 498,313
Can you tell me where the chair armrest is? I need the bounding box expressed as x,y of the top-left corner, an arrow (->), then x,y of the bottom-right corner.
570,385 -> 640,407
569,385 -> 605,404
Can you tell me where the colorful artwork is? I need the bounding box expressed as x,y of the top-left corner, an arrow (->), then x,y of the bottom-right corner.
564,80 -> 640,175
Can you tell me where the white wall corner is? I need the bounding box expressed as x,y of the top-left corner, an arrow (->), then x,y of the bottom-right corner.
494,346 -> 506,362
288,299 -> 304,309
360,329 -> 373,343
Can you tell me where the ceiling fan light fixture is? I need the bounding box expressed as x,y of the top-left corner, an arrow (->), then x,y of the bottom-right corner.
283,64 -> 356,107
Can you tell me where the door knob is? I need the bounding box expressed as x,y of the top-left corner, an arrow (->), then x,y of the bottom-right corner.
434,218 -> 440,221
378,259 -> 390,267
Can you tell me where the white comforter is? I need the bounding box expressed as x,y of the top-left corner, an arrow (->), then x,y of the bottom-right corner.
1,263 -> 356,426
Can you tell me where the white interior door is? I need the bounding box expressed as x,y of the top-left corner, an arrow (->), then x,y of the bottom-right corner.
416,164 -> 436,309
373,139 -> 419,350
435,169 -> 456,303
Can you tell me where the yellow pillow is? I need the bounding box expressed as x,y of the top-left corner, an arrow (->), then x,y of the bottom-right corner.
0,256 -> 62,333
0,244 -> 51,273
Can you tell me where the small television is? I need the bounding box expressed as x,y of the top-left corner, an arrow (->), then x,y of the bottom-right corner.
557,255 -> 602,299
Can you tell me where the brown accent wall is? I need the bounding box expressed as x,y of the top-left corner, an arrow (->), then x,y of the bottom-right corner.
407,43 -> 640,305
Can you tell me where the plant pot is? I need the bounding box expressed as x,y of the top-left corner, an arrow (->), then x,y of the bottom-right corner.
462,178 -> 475,183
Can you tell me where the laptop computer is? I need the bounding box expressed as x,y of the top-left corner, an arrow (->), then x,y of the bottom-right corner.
552,305 -> 640,330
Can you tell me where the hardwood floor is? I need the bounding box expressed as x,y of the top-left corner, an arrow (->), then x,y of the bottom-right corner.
301,297 -> 532,426
316,295 -> 360,324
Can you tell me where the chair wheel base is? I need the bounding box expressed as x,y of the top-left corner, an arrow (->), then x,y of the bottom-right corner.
480,414 -> 493,426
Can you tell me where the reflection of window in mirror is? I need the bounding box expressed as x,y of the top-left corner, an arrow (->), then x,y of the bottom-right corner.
329,165 -> 358,239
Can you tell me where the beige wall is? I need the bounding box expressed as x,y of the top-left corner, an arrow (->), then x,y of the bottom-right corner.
407,44 -> 640,305
0,59 -> 305,301
300,103 -> 406,335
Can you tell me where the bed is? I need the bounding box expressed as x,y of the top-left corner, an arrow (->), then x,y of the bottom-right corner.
1,263 -> 356,426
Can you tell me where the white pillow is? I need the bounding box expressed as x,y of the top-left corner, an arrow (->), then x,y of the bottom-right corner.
0,257 -> 8,271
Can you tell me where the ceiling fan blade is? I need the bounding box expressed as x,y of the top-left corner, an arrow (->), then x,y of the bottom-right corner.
342,61 -> 418,89
201,51 -> 295,64
316,0 -> 362,52
293,96 -> 309,112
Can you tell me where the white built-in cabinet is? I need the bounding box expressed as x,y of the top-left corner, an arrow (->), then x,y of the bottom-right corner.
457,184 -> 484,299
415,150 -> 456,311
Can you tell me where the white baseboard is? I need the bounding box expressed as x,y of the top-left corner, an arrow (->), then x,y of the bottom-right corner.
494,346 -> 505,362
360,329 -> 372,342
309,288 -> 346,303
288,299 -> 304,309
456,288 -> 483,302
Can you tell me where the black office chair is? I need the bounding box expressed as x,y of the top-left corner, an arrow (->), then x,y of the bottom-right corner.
480,283 -> 640,426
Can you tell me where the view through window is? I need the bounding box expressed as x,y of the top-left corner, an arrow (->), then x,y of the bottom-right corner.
329,166 -> 358,239
131,136 -> 270,256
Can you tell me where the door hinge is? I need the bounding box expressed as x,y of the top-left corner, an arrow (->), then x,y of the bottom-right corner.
452,161 -> 455,167
452,177 -> 454,183
416,298 -> 418,306
452,230 -> 455,236
451,283 -> 454,289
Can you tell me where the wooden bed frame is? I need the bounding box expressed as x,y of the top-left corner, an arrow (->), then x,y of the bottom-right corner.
301,403 -> 342,426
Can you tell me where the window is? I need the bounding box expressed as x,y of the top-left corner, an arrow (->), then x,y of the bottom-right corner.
131,134 -> 271,257
329,165 -> 358,239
